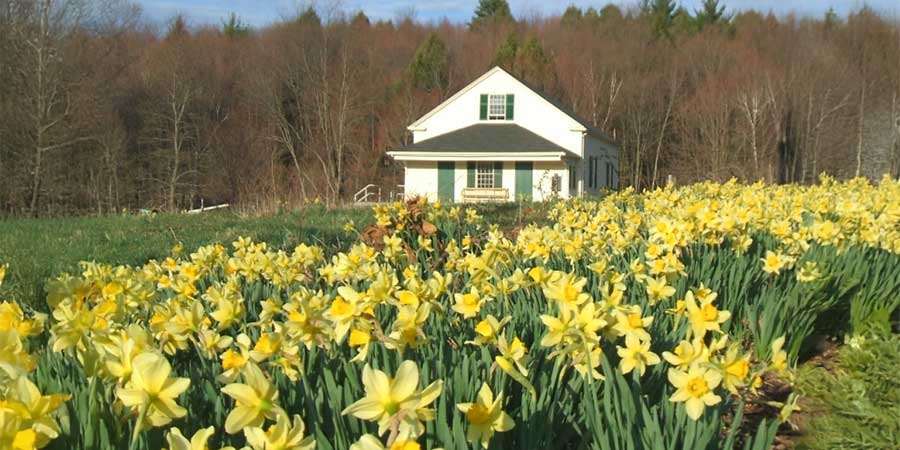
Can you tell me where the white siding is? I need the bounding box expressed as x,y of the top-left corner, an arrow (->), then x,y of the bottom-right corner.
532,162 -> 569,201
404,161 -> 438,202
501,162 -> 515,201
412,70 -> 586,158
454,161 -> 466,202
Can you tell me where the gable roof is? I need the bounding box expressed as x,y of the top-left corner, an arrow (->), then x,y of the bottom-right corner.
391,123 -> 579,158
504,70 -> 618,146
408,66 -> 618,147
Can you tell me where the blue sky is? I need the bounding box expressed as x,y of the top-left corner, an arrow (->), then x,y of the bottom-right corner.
135,1 -> 898,28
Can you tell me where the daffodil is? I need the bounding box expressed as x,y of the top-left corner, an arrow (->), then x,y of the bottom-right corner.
761,250 -> 787,275
542,272 -> 590,306
611,306 -> 652,342
717,345 -> 751,394
452,288 -> 485,318
616,335 -> 660,376
164,426 -> 214,450
684,291 -> 730,339
349,434 -> 427,450
456,383 -> 514,448
116,352 -> 190,429
3,376 -> 70,447
662,338 -> 708,369
244,413 -> 316,450
348,326 -> 373,363
645,276 -> 675,304
221,362 -> 283,434
667,365 -> 723,420
770,336 -> 788,373
467,315 -> 510,346
326,294 -> 358,343
0,408 -> 37,450
341,361 -> 443,440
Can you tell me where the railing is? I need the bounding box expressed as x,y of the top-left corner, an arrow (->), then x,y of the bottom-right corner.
462,187 -> 509,203
354,184 -> 382,203
392,185 -> 405,201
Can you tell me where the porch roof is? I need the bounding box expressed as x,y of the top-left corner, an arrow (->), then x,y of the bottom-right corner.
387,124 -> 580,161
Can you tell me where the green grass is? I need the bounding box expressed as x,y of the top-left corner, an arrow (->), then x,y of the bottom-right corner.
0,201 -> 551,311
0,205 -> 372,310
795,333 -> 900,450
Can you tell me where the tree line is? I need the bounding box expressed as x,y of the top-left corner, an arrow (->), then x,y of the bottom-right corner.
1,0 -> 899,216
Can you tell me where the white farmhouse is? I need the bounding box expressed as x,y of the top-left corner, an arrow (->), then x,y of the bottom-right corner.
387,66 -> 619,203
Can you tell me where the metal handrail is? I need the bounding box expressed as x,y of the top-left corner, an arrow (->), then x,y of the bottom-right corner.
354,184 -> 381,203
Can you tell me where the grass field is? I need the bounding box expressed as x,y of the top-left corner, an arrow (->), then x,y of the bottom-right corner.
0,206 -> 369,310
0,202 -> 549,310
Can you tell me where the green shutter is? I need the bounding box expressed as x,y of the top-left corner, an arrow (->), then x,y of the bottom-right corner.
479,94 -> 488,120
467,161 -> 476,187
437,161 -> 455,202
515,161 -> 533,201
505,94 -> 514,120
493,161 -> 503,187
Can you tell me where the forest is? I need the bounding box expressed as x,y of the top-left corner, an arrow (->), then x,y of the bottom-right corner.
0,0 -> 899,216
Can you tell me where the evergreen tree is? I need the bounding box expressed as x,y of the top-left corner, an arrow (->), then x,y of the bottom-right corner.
584,7 -> 602,27
560,5 -> 583,28
599,4 -> 623,22
694,0 -> 727,31
517,36 -> 553,89
646,0 -> 677,39
471,0 -> 514,29
673,7 -> 694,34
222,13 -> 250,38
490,33 -> 553,89
492,32 -> 519,70
297,7 -> 321,27
408,33 -> 450,92
824,7 -> 839,29
351,11 -> 370,27
166,14 -> 189,41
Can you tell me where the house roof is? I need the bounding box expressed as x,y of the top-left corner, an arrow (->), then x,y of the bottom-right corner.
390,124 -> 580,159
407,66 -> 618,147
504,70 -> 618,146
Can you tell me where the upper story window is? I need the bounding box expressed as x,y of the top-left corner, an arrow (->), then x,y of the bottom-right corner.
480,94 -> 514,121
488,95 -> 506,120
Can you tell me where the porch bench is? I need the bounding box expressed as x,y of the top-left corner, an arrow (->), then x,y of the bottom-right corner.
462,187 -> 509,203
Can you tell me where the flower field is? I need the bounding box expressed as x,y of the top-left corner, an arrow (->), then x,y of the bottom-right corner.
2,176 -> 900,450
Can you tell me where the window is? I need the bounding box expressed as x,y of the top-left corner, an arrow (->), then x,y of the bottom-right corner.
476,162 -> 494,188
551,174 -> 562,194
568,165 -> 577,190
488,94 -> 506,120
606,163 -> 614,188
587,156 -> 599,189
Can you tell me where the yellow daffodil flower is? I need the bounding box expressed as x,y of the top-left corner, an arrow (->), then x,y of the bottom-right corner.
341,360 -> 443,440
616,335 -> 660,376
244,413 -> 315,450
456,383 -> 515,448
116,352 -> 190,429
221,362 -> 283,434
668,365 -> 723,420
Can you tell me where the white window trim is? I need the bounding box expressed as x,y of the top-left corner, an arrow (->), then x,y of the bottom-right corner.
488,94 -> 506,120
476,162 -> 494,188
